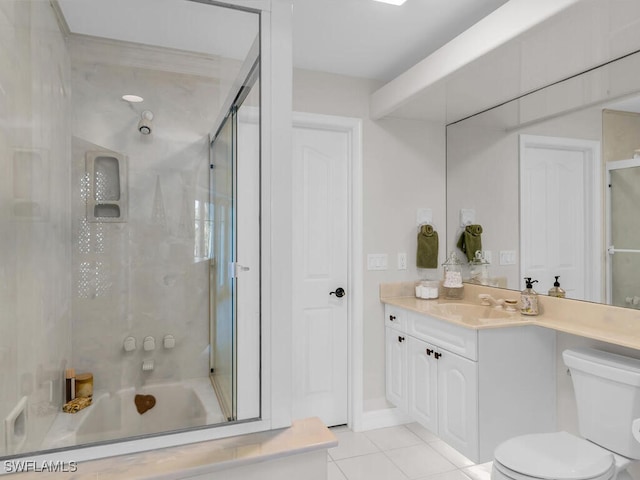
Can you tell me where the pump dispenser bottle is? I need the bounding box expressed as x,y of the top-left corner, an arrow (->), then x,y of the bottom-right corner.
520,277 -> 539,316
548,276 -> 566,298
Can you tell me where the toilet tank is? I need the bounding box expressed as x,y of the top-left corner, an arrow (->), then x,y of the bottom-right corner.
563,348 -> 640,459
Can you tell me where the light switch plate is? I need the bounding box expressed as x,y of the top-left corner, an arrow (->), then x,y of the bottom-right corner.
499,250 -> 517,265
367,254 -> 388,271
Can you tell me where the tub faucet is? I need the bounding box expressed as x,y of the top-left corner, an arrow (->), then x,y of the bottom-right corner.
478,294 -> 504,308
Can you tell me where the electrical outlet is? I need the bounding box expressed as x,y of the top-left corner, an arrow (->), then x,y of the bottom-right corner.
397,253 -> 407,270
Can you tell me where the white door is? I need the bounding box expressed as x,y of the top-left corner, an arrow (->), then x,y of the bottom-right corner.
292,121 -> 349,426
520,135 -> 601,301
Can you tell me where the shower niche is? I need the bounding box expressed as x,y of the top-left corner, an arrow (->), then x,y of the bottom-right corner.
85,151 -> 128,222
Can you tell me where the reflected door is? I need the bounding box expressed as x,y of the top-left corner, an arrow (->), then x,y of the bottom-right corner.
520,135 -> 601,301
607,159 -> 640,308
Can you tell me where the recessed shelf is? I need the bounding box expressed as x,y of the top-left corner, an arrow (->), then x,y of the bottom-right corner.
85,151 -> 128,223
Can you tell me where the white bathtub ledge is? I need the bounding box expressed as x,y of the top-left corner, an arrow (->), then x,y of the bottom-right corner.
13,417 -> 337,479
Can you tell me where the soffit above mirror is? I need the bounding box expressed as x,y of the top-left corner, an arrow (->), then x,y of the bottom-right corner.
370,0 -> 640,124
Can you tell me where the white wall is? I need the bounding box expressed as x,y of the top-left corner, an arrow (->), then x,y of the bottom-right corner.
293,69 -> 446,411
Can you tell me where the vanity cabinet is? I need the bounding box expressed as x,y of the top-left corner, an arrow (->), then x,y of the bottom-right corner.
408,336 -> 478,456
384,304 -> 556,463
385,327 -> 408,410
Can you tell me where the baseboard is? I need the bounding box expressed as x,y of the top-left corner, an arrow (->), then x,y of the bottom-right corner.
358,407 -> 411,432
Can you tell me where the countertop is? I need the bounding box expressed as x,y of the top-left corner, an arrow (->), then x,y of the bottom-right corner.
381,282 -> 640,351
11,417 -> 336,479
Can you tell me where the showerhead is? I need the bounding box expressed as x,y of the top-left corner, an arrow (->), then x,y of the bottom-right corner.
138,110 -> 154,135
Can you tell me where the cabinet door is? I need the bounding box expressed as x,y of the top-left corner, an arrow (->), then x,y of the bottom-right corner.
437,350 -> 478,460
408,337 -> 438,434
385,327 -> 407,411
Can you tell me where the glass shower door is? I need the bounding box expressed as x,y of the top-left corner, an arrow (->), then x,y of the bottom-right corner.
210,114 -> 236,421
607,158 -> 640,308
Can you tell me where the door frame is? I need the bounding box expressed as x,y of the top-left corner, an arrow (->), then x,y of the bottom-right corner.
519,134 -> 602,302
292,112 -> 363,430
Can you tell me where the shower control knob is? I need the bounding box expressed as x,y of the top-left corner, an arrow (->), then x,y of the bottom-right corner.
330,287 -> 346,298
143,336 -> 156,351
123,336 -> 136,352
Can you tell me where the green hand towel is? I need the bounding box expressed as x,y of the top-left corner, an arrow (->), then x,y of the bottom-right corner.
457,224 -> 483,262
416,224 -> 439,269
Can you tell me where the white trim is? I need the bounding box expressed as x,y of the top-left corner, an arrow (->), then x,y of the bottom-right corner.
360,408 -> 412,432
265,0 -> 294,429
605,157 -> 640,305
291,112 -> 364,432
519,134 -> 602,302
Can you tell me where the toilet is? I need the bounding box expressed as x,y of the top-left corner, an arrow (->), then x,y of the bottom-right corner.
492,347 -> 640,480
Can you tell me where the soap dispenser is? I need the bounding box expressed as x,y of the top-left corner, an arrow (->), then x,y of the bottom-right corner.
520,277 -> 539,316
548,276 -> 566,298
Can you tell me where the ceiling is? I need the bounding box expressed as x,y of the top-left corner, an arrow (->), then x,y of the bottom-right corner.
58,0 -> 510,83
57,0 -> 259,61
291,0 -> 509,81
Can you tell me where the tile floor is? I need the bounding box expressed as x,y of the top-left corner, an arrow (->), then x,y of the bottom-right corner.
327,423 -> 493,480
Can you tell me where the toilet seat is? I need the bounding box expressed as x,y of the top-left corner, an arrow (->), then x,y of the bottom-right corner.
493,432 -> 615,480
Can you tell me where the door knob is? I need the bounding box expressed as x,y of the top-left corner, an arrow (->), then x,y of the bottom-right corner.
330,287 -> 346,298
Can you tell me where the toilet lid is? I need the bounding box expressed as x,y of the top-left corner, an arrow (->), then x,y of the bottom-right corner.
494,432 -> 615,480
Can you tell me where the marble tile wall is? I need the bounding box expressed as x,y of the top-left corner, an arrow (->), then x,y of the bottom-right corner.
68,36 -> 232,395
0,0 -> 73,456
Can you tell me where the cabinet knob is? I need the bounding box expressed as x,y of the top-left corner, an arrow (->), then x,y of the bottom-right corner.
389,315 -> 396,321
398,336 -> 405,343
434,352 -> 442,360
426,348 -> 433,356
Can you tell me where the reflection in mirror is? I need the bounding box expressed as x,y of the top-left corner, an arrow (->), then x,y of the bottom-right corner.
0,0 -> 260,458
446,48 -> 640,309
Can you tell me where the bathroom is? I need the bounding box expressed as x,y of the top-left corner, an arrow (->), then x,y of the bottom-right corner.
3,0 -> 640,478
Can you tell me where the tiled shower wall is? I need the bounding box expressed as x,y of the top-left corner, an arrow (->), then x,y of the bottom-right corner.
68,36 -> 236,394
0,1 -> 73,455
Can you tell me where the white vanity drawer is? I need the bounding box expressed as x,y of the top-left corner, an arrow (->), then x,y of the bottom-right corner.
407,312 -> 477,361
385,305 -> 406,331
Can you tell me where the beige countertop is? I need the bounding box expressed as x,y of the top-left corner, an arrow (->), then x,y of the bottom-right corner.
381,282 -> 640,351
11,417 -> 336,479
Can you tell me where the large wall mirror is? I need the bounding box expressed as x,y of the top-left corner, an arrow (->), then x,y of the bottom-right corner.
447,48 -> 640,309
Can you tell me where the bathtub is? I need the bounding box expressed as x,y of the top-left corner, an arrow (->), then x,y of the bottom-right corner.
42,378 -> 225,450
